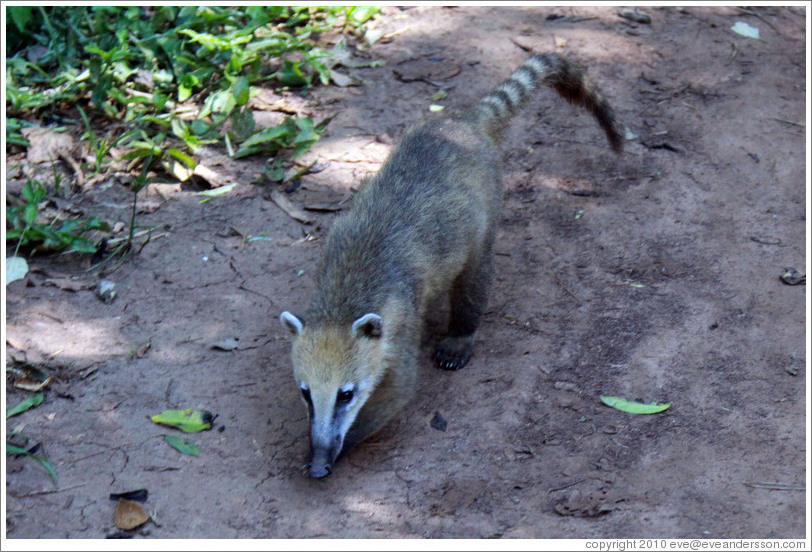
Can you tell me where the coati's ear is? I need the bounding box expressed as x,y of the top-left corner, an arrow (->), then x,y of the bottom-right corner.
280,311 -> 304,335
351,313 -> 382,339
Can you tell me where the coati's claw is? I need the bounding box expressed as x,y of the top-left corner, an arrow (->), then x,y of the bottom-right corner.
434,337 -> 474,370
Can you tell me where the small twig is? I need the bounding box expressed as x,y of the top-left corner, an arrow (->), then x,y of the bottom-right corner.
552,272 -> 581,304
725,42 -> 739,66
744,482 -> 805,491
510,37 -> 534,52
8,483 -> 87,498
104,228 -> 163,247
769,117 -> 804,128
381,25 -> 412,41
755,49 -> 806,56
57,151 -> 85,189
547,477 -> 589,494
608,436 -> 629,449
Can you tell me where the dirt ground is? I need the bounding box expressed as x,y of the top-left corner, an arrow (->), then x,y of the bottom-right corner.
4,5 -> 808,541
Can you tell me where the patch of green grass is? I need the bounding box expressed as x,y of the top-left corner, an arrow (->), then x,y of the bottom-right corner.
5,180 -> 110,256
5,6 -> 382,259
6,6 -> 379,159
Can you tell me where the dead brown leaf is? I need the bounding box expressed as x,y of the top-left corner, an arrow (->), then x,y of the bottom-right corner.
135,339 -> 152,359
43,278 -> 94,292
113,499 -> 149,530
193,164 -> 231,188
21,127 -> 75,164
14,375 -> 54,392
268,188 -> 314,224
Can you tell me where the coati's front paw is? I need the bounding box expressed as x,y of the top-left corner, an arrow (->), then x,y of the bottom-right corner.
434,336 -> 474,370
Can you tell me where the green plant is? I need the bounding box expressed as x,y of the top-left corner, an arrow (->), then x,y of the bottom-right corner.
77,105 -> 135,177
5,7 -> 381,261
5,181 -> 110,255
6,444 -> 57,486
91,151 -> 159,269
6,7 -> 376,167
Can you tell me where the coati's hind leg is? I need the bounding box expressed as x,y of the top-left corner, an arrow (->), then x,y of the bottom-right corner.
434,251 -> 494,370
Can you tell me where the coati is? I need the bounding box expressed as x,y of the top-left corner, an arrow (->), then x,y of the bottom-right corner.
280,52 -> 624,478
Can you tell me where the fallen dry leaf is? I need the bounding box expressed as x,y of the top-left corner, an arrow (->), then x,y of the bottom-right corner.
43,278 -> 94,292
21,127 -> 75,164
269,188 -> 314,224
193,164 -> 230,188
113,499 -> 149,530
135,339 -> 152,358
14,375 -> 53,392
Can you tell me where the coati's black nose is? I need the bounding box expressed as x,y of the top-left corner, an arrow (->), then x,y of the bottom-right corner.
309,463 -> 332,478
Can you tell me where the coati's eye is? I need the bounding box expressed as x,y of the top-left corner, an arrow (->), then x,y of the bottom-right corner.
336,389 -> 354,406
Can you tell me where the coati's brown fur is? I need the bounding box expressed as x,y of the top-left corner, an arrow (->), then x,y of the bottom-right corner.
280,53 -> 623,478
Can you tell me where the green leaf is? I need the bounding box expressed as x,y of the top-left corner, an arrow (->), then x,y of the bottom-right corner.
163,434 -> 199,456
171,117 -> 190,141
23,202 -> 39,225
166,147 -> 196,169
232,76 -> 250,106
234,122 -> 293,158
278,59 -> 309,87
120,146 -> 163,161
91,73 -> 113,108
5,229 -> 23,241
229,109 -> 255,143
9,6 -> 34,33
199,89 -> 236,121
21,180 -> 45,203
239,124 -> 290,149
67,237 -> 98,254
6,393 -> 44,418
178,73 -> 199,102
178,29 -> 230,52
197,183 -> 236,203
6,444 -> 58,486
346,6 -> 381,27
149,408 -> 213,432
599,396 -> 672,414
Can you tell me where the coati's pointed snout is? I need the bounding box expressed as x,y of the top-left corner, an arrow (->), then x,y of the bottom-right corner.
308,462 -> 332,478
308,448 -> 335,478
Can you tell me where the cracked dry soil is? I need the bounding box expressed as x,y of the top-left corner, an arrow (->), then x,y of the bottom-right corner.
4,5 -> 808,540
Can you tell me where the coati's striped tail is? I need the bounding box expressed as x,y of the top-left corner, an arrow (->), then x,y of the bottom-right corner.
471,53 -> 624,152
